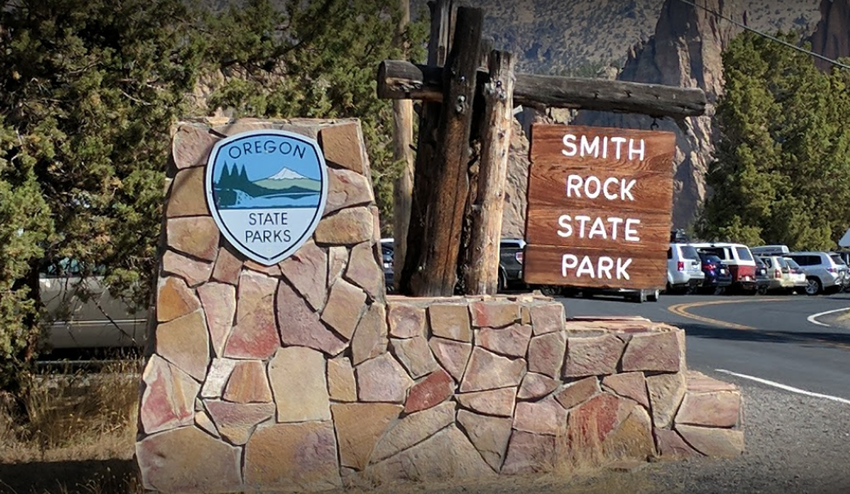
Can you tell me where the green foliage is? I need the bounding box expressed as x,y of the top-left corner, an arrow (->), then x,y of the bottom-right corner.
0,0 -> 425,391
697,31 -> 850,251
0,0 -> 205,390
204,0 -> 428,233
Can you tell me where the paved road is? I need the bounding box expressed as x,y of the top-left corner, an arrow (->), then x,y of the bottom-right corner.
559,291 -> 850,402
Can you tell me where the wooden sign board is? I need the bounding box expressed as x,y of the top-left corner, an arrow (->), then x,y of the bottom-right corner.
523,124 -> 675,289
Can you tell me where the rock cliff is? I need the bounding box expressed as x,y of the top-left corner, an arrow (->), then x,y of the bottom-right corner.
572,0 -> 743,229
811,0 -> 850,72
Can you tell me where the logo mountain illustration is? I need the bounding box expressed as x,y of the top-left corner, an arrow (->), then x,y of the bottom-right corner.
266,167 -> 308,180
214,162 -> 321,208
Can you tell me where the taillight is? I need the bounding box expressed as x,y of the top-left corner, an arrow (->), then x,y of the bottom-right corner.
702,264 -> 713,270
827,267 -> 836,273
516,251 -> 523,264
677,261 -> 685,272
774,269 -> 782,279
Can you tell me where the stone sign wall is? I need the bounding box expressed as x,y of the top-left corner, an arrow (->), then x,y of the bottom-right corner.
136,118 -> 743,493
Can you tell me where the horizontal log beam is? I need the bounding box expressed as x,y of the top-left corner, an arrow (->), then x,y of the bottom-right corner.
378,60 -> 707,119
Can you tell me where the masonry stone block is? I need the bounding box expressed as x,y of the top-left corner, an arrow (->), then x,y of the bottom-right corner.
269,347 -> 330,422
137,426 -> 242,493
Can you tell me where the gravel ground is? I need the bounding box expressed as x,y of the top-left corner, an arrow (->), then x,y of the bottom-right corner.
342,375 -> 850,494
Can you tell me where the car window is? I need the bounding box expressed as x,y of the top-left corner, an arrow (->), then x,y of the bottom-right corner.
784,258 -> 800,269
680,245 -> 699,260
735,247 -> 753,261
776,257 -> 787,268
829,254 -> 846,266
667,248 -> 672,260
788,255 -> 804,265
700,247 -> 724,259
763,258 -> 773,268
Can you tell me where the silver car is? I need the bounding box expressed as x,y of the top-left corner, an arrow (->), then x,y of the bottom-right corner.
784,252 -> 848,295
41,258 -> 147,350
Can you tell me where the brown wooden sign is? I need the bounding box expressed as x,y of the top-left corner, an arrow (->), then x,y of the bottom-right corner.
523,124 -> 675,289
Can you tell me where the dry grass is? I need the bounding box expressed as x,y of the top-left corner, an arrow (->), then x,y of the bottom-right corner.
0,360 -> 143,494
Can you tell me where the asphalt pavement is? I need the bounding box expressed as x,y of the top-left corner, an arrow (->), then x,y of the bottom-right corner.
560,291 -> 850,402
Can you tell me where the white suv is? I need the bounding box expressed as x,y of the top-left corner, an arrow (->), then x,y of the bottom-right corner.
784,252 -> 848,295
666,243 -> 705,293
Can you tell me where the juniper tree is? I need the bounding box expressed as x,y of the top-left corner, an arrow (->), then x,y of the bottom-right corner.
0,0 -> 205,390
697,31 -> 850,250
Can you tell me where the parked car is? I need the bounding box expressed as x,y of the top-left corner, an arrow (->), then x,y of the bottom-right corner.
828,252 -> 850,290
760,255 -> 795,294
41,258 -> 147,351
498,238 -> 526,291
696,252 -> 732,294
782,257 -> 808,294
666,243 -> 705,293
380,238 -> 394,291
784,251 -> 847,295
753,256 -> 772,295
690,242 -> 757,294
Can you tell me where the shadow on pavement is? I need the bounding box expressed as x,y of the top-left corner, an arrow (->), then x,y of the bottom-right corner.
680,322 -> 850,348
0,459 -> 137,494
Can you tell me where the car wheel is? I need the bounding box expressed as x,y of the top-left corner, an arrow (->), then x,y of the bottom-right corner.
713,286 -> 726,295
647,289 -> 660,302
497,272 -> 506,293
757,285 -> 769,295
805,277 -> 822,296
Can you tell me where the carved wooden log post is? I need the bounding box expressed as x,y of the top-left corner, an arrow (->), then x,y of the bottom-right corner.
408,6 -> 483,296
399,0 -> 453,294
391,0 -> 414,290
464,50 -> 516,295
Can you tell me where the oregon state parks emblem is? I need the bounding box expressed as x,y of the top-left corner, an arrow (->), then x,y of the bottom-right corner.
205,130 -> 328,266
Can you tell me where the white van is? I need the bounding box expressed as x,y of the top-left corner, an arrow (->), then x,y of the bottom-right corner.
750,245 -> 790,257
691,242 -> 758,293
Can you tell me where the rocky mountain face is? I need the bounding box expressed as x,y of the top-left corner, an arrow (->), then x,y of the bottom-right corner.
811,0 -> 850,72
449,0 -> 820,74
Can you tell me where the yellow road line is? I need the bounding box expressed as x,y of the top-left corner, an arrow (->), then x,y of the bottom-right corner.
669,298 -> 850,351
667,298 -> 785,330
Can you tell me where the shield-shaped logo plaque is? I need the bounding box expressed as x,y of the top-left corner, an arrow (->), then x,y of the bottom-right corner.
205,130 -> 329,266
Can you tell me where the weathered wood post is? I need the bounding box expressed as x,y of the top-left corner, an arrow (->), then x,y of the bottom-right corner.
464,50 -> 516,294
391,0 -> 414,290
406,6 -> 483,296
399,0 -> 453,295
